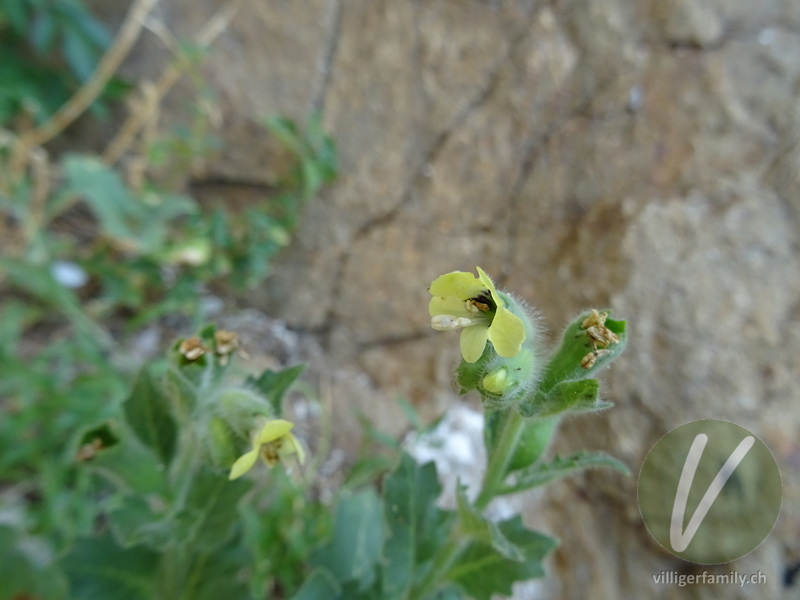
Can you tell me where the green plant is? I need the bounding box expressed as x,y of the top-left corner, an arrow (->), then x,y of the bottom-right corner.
1,262 -> 628,600
292,268 -> 629,600
207,113 -> 337,290
0,324 -> 327,599
0,1 -> 338,593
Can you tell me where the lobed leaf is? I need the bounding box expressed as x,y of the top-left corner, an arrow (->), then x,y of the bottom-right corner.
246,363 -> 306,417
499,450 -> 630,496
310,489 -> 385,591
123,367 -> 178,465
382,454 -> 453,597
173,466 -> 252,552
62,534 -> 159,600
447,516 -> 557,600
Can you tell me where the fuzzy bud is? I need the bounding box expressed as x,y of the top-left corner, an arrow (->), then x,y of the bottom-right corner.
482,367 -> 510,395
206,416 -> 237,467
214,387 -> 273,435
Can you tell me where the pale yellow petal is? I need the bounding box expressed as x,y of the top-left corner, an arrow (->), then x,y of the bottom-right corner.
257,419 -> 294,444
429,271 -> 484,299
487,307 -> 525,358
475,266 -> 503,306
285,433 -> 306,465
460,325 -> 489,363
429,295 -> 473,318
229,448 -> 260,480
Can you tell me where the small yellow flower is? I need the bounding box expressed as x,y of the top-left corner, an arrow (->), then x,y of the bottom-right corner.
228,418 -> 305,480
428,267 -> 525,363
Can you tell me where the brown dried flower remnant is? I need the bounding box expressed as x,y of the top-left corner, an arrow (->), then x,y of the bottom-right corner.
579,309 -> 620,369
214,330 -> 249,365
179,336 -> 208,361
214,330 -> 239,355
580,348 -> 612,370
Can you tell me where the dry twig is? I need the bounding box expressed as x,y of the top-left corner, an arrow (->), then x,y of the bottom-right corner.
103,0 -> 244,165
11,0 -> 159,175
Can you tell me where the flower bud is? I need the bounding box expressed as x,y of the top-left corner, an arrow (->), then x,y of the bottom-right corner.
477,347 -> 538,409
215,387 -> 274,434
206,416 -> 237,467
482,367 -> 510,394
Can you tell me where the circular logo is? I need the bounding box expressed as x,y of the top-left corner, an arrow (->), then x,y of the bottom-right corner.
638,419 -> 782,564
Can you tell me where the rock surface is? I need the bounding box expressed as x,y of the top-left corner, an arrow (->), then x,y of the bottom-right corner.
116,0 -> 800,598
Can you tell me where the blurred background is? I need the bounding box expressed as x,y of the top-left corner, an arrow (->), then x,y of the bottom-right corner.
1,0 -> 799,599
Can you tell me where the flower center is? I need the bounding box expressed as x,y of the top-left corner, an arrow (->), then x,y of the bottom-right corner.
466,291 -> 495,314
431,291 -> 498,331
261,439 -> 284,466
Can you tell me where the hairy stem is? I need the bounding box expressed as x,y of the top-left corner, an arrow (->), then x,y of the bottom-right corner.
475,410 -> 525,510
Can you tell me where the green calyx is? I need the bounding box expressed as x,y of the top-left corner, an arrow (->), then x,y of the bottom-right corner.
206,416 -> 237,468
450,289 -> 540,406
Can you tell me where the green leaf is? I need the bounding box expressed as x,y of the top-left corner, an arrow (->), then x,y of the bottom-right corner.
0,258 -> 112,349
240,467 -> 332,598
108,495 -> 173,550
63,27 -> 97,80
123,367 -> 178,465
344,454 -> 397,490
506,416 -> 559,474
72,7 -> 111,47
448,516 -> 557,600
307,112 -> 338,176
395,396 -> 422,430
3,1 -> 29,33
454,486 -> 523,562
246,363 -> 306,416
0,299 -> 40,347
62,154 -> 138,243
62,534 -> 159,600
30,8 -> 57,53
537,310 -> 627,395
0,524 -> 69,599
264,116 -> 305,156
499,451 -> 630,496
179,547 -> 251,600
85,430 -> 168,496
173,466 -> 252,551
292,568 -> 342,600
432,585 -> 467,600
311,489 -> 385,590
454,355 -> 486,394
61,155 -> 196,255
382,455 -> 453,597
520,379 -> 612,418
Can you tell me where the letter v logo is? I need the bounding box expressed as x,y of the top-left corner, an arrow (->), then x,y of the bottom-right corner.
669,433 -> 755,552
638,419 -> 782,564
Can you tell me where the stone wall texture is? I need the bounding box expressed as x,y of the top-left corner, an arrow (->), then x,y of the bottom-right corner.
119,1 -> 800,598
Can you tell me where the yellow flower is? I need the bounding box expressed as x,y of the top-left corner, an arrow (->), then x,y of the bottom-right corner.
428,267 -> 525,363
228,418 -> 305,480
